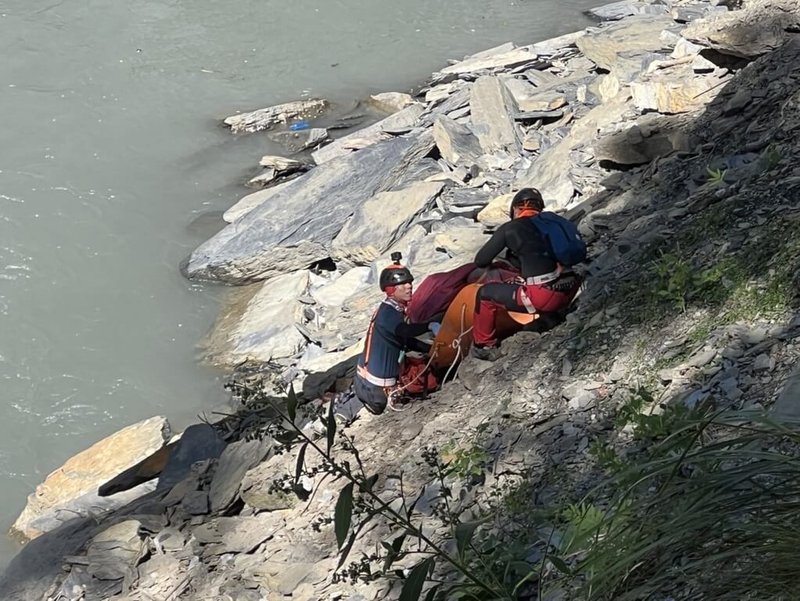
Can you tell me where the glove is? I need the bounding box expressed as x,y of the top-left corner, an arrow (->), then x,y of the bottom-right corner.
428,322 -> 441,336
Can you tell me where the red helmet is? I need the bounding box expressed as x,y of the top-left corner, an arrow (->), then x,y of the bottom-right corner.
379,252 -> 414,291
509,188 -> 545,219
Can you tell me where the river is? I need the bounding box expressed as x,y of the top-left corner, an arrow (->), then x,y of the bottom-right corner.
0,0 -> 601,568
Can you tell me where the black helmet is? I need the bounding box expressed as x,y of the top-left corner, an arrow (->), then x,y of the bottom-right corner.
379,252 -> 414,291
509,187 -> 545,219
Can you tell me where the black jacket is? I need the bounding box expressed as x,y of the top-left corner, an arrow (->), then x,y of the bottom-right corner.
474,218 -> 557,278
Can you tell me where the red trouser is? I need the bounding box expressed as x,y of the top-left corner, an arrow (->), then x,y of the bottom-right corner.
473,279 -> 579,347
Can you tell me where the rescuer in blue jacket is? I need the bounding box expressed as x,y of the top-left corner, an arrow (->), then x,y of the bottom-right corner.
355,253 -> 440,414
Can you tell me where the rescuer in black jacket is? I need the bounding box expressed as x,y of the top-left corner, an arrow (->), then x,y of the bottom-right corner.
472,188 -> 582,361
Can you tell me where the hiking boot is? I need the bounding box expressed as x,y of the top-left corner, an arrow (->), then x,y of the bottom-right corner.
332,391 -> 362,426
471,345 -> 501,361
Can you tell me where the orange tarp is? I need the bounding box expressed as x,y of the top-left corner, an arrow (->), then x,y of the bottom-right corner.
429,283 -> 536,369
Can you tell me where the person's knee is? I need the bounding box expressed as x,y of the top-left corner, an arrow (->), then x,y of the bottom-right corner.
354,376 -> 388,414
362,398 -> 387,415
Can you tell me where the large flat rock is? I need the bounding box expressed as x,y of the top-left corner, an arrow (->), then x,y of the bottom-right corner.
432,115 -> 484,166
186,136 -> 416,284
684,0 -> 800,58
576,16 -> 677,81
631,65 -> 729,113
223,99 -> 328,134
203,271 -> 310,366
470,75 -> 521,156
11,416 -> 171,541
435,44 -> 539,77
331,181 -> 444,265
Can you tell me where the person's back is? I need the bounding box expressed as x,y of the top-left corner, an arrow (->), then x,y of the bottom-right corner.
471,188 -> 583,361
476,218 -> 557,279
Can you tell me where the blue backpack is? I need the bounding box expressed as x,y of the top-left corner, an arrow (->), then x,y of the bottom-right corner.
530,212 -> 587,266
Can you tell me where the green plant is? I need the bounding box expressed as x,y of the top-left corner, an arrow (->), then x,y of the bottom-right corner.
705,166 -> 727,186
614,387 -> 705,442
588,441 -> 626,473
650,251 -> 692,312
559,503 -> 605,556
552,409 -> 800,601
440,441 -> 491,481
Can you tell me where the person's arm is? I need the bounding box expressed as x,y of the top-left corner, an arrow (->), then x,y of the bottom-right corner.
395,321 -> 430,339
474,226 -> 507,268
395,321 -> 433,354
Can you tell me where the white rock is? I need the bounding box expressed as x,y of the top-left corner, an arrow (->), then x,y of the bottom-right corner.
310,267 -> 374,307
477,193 -> 514,228
368,92 -> 416,114
204,271 -> 310,365
11,416 -> 171,541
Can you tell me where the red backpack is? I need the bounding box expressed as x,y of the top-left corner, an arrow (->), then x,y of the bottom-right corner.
398,355 -> 439,396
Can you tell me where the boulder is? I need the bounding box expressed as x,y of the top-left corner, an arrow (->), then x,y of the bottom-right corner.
193,514 -> 279,555
259,155 -> 306,171
430,225 -> 489,258
86,520 -> 147,581
246,156 -> 308,189
477,193 -> 514,228
298,341 -> 363,398
425,80 -> 466,103
504,78 -> 568,112
432,115 -> 484,166
594,117 -> 692,165
186,135 -> 416,284
224,99 -> 328,134
368,92 -> 416,113
591,74 -> 623,102
470,76 -> 522,156
246,167 -> 279,189
331,181 -> 444,265
223,178 -> 294,224
310,267 -> 374,307
631,64 -> 729,113
157,424 -> 227,491
683,0 -> 800,58
588,0 -> 641,21
440,187 -> 494,215
203,271 -> 310,366
530,30 -> 587,56
670,37 -> 705,59
11,416 -> 171,541
576,16 -> 678,81
209,438 -> 274,513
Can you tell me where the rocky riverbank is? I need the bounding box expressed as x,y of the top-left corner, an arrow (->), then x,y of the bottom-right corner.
4,0 -> 800,598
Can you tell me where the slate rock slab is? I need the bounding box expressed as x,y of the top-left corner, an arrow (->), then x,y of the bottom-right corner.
209,438 -> 273,513
186,136 -> 416,284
